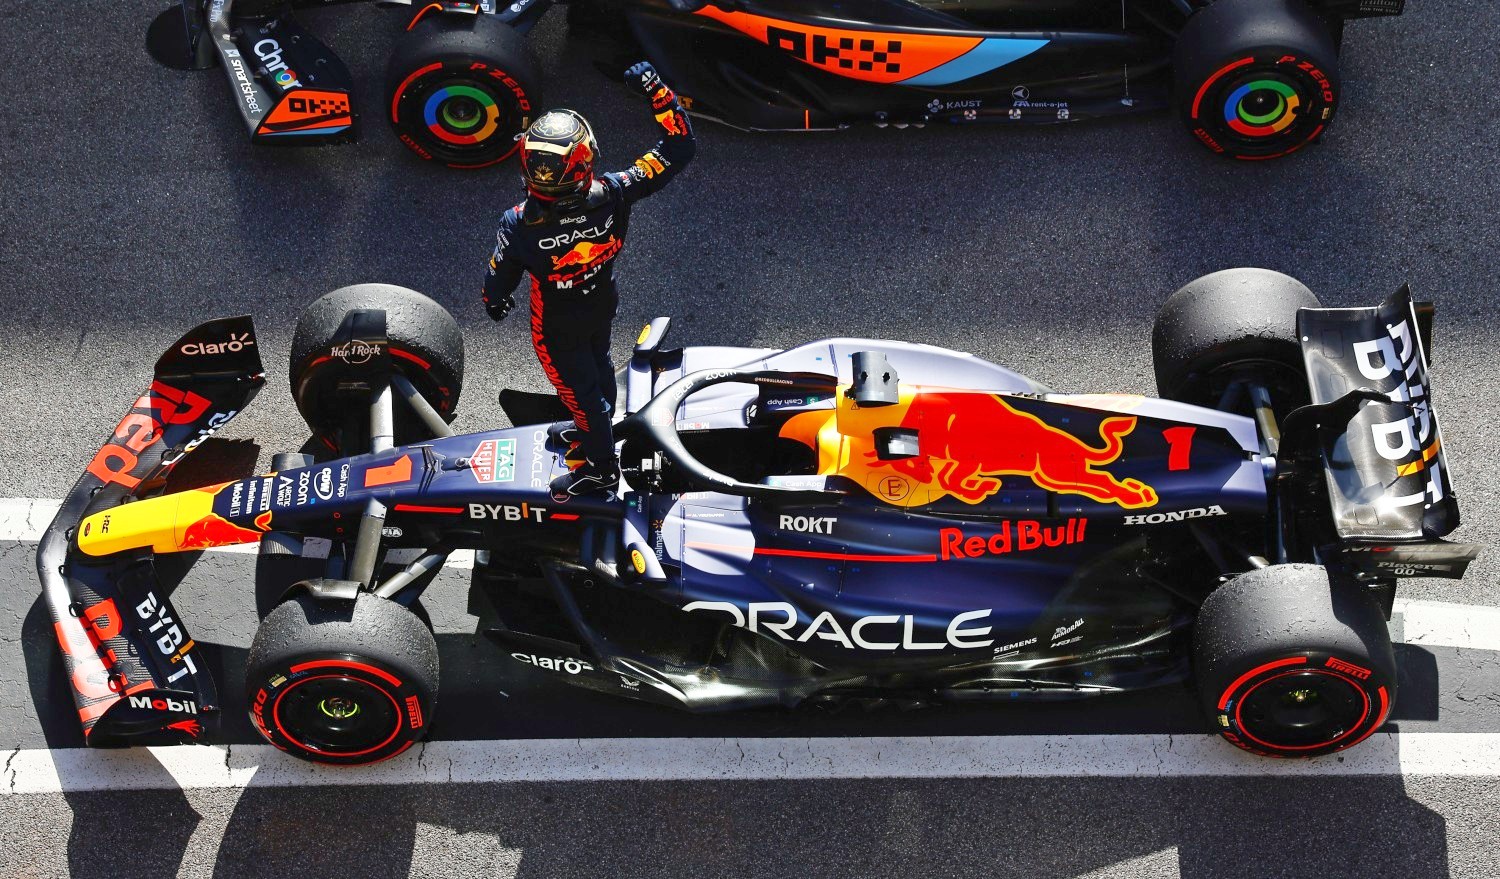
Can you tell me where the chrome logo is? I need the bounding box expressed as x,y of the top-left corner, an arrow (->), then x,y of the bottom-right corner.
1224,79 -> 1300,138
423,85 -> 500,146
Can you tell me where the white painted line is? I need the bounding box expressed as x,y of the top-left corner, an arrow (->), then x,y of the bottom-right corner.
0,497 -> 61,542
1393,600 -> 1500,653
5,733 -> 1500,794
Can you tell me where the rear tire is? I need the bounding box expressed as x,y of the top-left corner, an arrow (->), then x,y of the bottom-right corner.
1194,564 -> 1395,758
246,592 -> 439,766
386,13 -> 541,168
1151,268 -> 1320,413
1174,0 -> 1340,160
290,284 -> 464,448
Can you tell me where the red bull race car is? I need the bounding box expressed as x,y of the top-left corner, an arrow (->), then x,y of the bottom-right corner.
147,0 -> 1403,164
37,270 -> 1477,765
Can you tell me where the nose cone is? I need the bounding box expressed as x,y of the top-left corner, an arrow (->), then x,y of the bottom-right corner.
76,484 -> 260,557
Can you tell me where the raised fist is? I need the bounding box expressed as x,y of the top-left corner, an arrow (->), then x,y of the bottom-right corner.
624,61 -> 663,98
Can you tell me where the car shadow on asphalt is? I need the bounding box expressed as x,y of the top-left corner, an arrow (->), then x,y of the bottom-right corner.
21,580 -> 1460,879
196,773 -> 1451,879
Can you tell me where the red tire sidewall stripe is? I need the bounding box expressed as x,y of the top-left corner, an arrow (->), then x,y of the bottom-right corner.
391,62 -> 445,122
271,673 -> 404,760
291,658 -> 403,688
1333,684 -> 1391,753
389,346 -> 431,370
1218,655 -> 1305,711
1232,667 -> 1371,753
1191,56 -> 1256,120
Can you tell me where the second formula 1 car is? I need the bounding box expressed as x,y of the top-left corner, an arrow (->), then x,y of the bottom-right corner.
38,270 -> 1477,765
148,0 -> 1405,164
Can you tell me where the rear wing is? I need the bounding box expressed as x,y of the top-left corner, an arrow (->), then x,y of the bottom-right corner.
1297,287 -> 1480,579
1310,0 -> 1405,21
35,317 -> 264,746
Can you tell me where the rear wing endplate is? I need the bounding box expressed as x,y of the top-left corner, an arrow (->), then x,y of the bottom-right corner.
1297,286 -> 1480,579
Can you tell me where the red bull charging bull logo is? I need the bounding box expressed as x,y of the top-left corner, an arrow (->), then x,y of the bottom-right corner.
549,236 -> 622,272
782,388 -> 1159,509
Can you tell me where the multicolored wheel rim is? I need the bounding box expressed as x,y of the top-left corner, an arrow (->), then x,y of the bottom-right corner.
1224,78 -> 1301,138
423,83 -> 502,146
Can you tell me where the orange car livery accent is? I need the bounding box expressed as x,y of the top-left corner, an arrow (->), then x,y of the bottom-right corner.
86,381 -> 212,489
166,719 -> 204,738
695,7 -> 1048,86
54,599 -> 124,702
364,454 -> 415,488
780,388 -> 1158,509
256,89 -> 353,137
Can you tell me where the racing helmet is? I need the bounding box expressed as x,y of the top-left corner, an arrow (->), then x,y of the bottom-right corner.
518,109 -> 599,201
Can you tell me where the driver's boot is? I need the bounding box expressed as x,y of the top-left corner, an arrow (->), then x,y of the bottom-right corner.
549,457 -> 620,500
547,420 -> 581,446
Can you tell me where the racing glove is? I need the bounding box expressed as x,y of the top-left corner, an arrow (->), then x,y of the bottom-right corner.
484,291 -> 515,322
624,62 -> 665,101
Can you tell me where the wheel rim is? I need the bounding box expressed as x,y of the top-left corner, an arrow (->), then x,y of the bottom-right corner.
1237,669 -> 1369,751
274,674 -> 402,757
1190,55 -> 1331,158
423,82 -> 503,146
1223,76 -> 1302,138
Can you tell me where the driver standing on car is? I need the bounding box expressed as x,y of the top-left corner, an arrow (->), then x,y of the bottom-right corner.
482,61 -> 695,499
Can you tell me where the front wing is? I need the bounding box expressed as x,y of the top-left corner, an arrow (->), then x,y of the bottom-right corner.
36,317 -> 264,746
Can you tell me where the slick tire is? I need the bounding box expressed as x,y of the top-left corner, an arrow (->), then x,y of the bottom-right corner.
246,592 -> 439,766
291,284 -> 464,449
1194,564 -> 1395,758
1151,268 -> 1319,413
1174,0 -> 1340,160
386,12 -> 541,168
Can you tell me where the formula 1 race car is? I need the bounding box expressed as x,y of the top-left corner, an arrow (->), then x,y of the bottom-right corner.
147,0 -> 1404,164
38,270 -> 1478,765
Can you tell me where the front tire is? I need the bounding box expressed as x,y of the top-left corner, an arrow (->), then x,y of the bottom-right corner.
246,592 -> 439,766
1174,0 -> 1340,160
386,13 -> 541,169
1194,564 -> 1395,758
290,283 -> 465,449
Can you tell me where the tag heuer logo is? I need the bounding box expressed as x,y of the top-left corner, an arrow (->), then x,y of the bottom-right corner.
471,438 -> 517,484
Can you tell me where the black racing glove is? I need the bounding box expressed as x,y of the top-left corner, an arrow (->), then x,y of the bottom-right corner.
624,61 -> 663,98
484,292 -> 515,322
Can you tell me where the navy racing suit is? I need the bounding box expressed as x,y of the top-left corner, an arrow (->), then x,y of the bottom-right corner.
482,80 -> 695,467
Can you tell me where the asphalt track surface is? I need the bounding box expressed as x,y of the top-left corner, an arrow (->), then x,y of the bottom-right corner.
2,1 -> 1499,877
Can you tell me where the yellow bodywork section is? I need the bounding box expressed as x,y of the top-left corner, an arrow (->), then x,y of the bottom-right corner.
76,482 -> 264,557
779,385 -> 925,475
